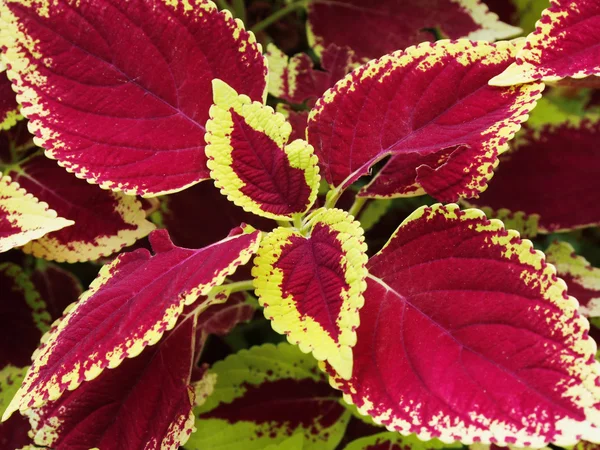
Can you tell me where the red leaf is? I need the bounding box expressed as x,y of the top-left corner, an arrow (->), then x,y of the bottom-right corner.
307,40 -> 542,201
9,155 -> 155,262
0,0 -> 267,196
31,262 -> 83,322
277,104 -> 308,142
3,227 -> 261,418
197,292 -> 254,336
306,0 -> 519,62
468,117 -> 600,233
27,314 -> 198,450
327,204 -> 600,446
0,72 -> 20,130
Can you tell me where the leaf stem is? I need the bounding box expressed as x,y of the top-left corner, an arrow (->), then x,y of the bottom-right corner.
324,185 -> 343,209
221,279 -> 255,294
277,220 -> 292,228
293,214 -> 303,230
250,0 -> 306,34
232,0 -> 246,22
214,0 -> 231,11
348,196 -> 367,219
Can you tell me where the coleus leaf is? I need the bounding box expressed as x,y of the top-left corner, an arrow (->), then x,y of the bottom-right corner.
0,263 -> 50,369
266,43 -> 355,105
0,174 -> 73,253
491,0 -> 600,86
0,0 -> 268,196
2,227 -> 261,420
307,40 -> 543,202
326,203 -> 600,446
343,432 -> 460,450
9,155 -> 155,262
25,313 -> 198,450
206,80 -> 320,221
546,241 -> 600,319
306,0 -> 521,63
151,181 -> 274,250
0,72 -> 20,130
188,343 -> 351,450
253,208 -> 367,380
484,0 -> 550,34
277,104 -> 309,142
197,292 -> 255,336
467,106 -> 600,233
0,366 -> 31,449
31,261 -> 83,322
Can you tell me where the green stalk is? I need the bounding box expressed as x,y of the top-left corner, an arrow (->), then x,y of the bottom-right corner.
250,0 -> 306,34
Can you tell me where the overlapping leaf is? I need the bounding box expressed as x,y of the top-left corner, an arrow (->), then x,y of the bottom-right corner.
31,261 -> 83,322
25,314 -> 197,450
206,80 -> 320,220
468,105 -> 600,233
307,40 -> 543,202
0,72 -> 19,130
9,155 -> 155,262
326,204 -> 600,446
546,241 -> 600,319
187,343 -> 351,450
306,0 -> 520,63
0,366 -> 30,449
0,174 -> 73,253
0,263 -> 50,369
266,43 -> 355,105
151,181 -> 274,250
0,0 -> 268,196
343,432 -> 460,450
491,0 -> 600,86
484,0 -> 550,34
197,292 -> 255,336
277,104 -> 309,142
253,208 -> 367,379
2,227 -> 261,419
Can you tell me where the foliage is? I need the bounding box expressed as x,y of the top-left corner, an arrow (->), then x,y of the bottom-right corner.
0,0 -> 600,449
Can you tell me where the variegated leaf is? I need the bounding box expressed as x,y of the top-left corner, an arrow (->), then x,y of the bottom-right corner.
0,72 -> 20,130
2,227 -> 261,420
0,0 -> 267,196
206,80 -> 320,221
307,40 -> 542,202
0,174 -> 73,253
326,204 -> 600,446
252,208 -> 367,379
188,343 -> 351,450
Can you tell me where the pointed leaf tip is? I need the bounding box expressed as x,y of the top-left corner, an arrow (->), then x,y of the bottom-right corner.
149,229 -> 175,253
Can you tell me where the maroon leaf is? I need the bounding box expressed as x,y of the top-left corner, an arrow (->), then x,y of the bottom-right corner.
0,0 -> 267,196
0,72 -> 20,130
26,314 -> 198,450
31,262 -> 83,322
327,204 -> 600,446
9,155 -> 155,262
197,292 -> 254,336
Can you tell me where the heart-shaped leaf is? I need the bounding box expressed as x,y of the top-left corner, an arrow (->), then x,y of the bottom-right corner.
326,204 -> 600,446
3,227 -> 261,419
0,174 -> 73,253
0,0 -> 267,196
306,0 -> 520,63
307,40 -> 542,202
491,0 -> 600,86
206,80 -> 320,221
546,241 -> 600,319
9,155 -> 155,262
253,208 -> 367,379
188,343 -> 350,450
25,313 -> 198,450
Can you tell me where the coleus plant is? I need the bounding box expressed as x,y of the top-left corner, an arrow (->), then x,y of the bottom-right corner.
0,0 -> 600,449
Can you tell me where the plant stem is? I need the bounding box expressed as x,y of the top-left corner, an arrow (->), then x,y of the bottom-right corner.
214,0 -> 231,11
232,0 -> 246,22
277,220 -> 292,228
293,215 -> 303,229
348,196 -> 367,219
324,186 -> 343,209
222,279 -> 255,294
250,0 -> 305,34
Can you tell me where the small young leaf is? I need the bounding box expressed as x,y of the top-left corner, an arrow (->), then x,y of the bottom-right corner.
343,432 -> 460,450
9,155 -> 155,262
206,80 -> 320,221
546,241 -> 600,318
26,313 -> 198,450
306,0 -> 520,63
266,43 -> 355,105
0,73 -> 20,130
467,107 -> 600,233
0,0 -> 267,196
0,174 -> 73,253
326,204 -> 600,446
307,40 -> 542,201
188,343 -> 350,450
0,263 -> 51,369
3,227 -> 261,420
252,208 -> 367,380
490,0 -> 600,86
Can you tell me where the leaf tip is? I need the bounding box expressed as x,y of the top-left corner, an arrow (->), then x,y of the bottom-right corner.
148,229 -> 175,253
212,78 -> 238,107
